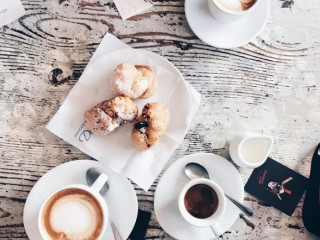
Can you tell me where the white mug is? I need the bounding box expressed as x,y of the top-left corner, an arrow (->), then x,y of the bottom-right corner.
229,132 -> 273,168
207,0 -> 260,22
178,178 -> 226,237
38,173 -> 109,240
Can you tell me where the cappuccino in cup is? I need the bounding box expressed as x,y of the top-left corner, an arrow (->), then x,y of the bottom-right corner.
208,0 -> 260,22
40,188 -> 104,240
38,173 -> 109,240
214,0 -> 257,12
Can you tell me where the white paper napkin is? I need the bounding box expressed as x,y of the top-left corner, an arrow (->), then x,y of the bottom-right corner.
47,33 -> 201,191
113,0 -> 153,20
0,0 -> 25,28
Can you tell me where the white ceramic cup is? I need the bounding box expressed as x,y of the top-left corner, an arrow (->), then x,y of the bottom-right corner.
229,132 -> 273,168
38,173 -> 109,240
178,178 -> 226,237
208,0 -> 260,22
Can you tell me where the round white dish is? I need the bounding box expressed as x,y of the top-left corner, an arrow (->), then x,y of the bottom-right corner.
23,160 -> 138,240
154,153 -> 244,240
185,0 -> 270,48
50,47 -> 200,192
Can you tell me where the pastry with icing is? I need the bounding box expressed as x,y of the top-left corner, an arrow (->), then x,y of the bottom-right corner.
111,63 -> 157,99
84,96 -> 138,135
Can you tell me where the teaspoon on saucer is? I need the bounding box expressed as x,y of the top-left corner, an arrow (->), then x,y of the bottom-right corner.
86,168 -> 123,240
184,162 -> 253,217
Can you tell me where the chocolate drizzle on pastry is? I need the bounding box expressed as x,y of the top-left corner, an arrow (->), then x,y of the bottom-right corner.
134,121 -> 149,129
131,102 -> 170,151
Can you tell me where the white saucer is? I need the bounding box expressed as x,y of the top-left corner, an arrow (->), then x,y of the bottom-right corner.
154,153 -> 244,240
185,0 -> 270,48
23,160 -> 138,240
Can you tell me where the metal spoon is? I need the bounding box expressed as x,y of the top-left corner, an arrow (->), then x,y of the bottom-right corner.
86,168 -> 123,240
184,162 -> 253,217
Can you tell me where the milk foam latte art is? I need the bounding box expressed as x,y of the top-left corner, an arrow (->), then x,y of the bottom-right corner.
41,188 -> 104,240
214,0 -> 257,12
208,0 -> 260,23
38,174 -> 109,240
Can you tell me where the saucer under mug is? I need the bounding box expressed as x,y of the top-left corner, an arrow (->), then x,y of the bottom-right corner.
185,0 -> 270,48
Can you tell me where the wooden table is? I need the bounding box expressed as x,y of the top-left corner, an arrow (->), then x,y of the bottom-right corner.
1,0 -> 320,239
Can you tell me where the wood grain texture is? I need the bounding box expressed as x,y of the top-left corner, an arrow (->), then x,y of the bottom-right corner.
1,0 -> 320,239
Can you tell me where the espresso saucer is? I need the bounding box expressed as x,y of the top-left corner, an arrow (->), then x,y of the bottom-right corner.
185,0 -> 270,48
154,153 -> 244,240
23,160 -> 138,240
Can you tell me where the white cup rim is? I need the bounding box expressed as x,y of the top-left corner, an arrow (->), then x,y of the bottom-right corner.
38,184 -> 108,240
178,178 -> 226,227
211,0 -> 260,15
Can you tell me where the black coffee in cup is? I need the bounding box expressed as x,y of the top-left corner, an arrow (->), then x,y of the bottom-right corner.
184,184 -> 219,219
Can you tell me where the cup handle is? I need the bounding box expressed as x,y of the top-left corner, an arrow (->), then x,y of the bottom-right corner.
210,222 -> 223,237
90,173 -> 108,193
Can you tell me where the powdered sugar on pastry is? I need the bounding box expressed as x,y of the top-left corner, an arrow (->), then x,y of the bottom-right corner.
97,108 -> 119,133
112,63 -> 157,99
114,105 -> 137,121
135,65 -> 158,99
84,96 -> 138,135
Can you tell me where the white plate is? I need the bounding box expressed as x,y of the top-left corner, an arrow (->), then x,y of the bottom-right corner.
23,160 -> 138,240
154,153 -> 244,240
185,0 -> 270,48
46,47 -> 201,191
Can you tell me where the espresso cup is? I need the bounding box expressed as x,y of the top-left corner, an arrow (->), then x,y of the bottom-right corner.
178,178 -> 226,237
38,173 -> 109,240
208,0 -> 260,22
